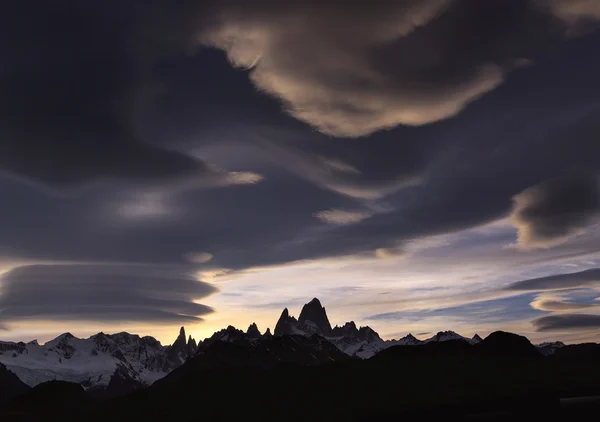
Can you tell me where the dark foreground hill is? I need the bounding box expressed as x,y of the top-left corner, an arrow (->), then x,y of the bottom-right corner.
0,363 -> 30,405
2,331 -> 600,421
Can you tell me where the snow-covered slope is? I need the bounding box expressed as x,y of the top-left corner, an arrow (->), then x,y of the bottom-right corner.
471,334 -> 483,344
536,341 -> 565,356
424,331 -> 471,343
0,328 -> 197,394
392,333 -> 423,346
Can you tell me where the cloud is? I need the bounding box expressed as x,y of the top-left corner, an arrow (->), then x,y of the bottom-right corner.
533,313 -> 600,331
0,2 -> 255,193
506,268 -> 600,291
0,0 -> 599,276
246,135 -> 425,200
375,248 -> 406,260
200,0 -> 573,137
314,209 -> 372,225
510,173 -> 600,249
530,296 -> 600,311
185,252 -> 214,264
0,264 -> 217,325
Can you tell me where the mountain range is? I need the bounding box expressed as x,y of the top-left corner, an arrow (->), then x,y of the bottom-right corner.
0,297 -> 570,401
0,326 -> 197,398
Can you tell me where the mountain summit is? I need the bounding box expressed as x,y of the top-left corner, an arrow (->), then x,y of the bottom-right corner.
298,298 -> 333,336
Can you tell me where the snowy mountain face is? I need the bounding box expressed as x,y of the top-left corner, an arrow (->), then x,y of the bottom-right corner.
471,334 -> 483,344
270,298 -> 484,358
423,331 -> 476,344
536,341 -> 566,356
0,328 -> 197,395
392,333 -> 423,346
270,299 -> 485,358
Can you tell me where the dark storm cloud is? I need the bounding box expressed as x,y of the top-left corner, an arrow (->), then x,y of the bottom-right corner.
0,0 -> 599,275
533,313 -> 600,331
510,173 -> 600,249
200,0 -> 584,137
506,268 -> 600,291
0,1 -> 248,192
0,265 -> 217,324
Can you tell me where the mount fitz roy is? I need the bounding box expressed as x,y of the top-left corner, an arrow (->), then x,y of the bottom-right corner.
0,298 -> 564,397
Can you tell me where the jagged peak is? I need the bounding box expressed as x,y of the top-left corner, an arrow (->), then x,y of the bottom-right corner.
247,323 -> 261,338
281,308 -> 289,318
51,332 -> 75,343
28,339 -> 39,345
264,328 -> 272,336
339,321 -> 357,330
179,326 -> 186,338
307,297 -> 322,306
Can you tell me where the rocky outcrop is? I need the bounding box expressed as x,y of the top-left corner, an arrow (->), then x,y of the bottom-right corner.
332,321 -> 359,338
204,326 -> 249,348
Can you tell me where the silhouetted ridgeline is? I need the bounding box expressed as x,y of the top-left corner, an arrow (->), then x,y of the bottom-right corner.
2,299 -> 600,420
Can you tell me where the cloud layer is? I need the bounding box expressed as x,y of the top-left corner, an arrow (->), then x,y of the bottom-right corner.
507,268 -> 600,291
0,265 -> 217,325
533,313 -> 600,331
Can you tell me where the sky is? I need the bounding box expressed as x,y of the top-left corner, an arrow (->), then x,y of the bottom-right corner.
2,0 -> 600,346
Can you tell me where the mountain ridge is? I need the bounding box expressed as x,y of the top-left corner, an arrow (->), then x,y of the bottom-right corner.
0,327 -> 198,398
0,297 -> 582,400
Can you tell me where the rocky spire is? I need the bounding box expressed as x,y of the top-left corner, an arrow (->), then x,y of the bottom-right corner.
298,298 -> 332,336
174,327 -> 187,349
264,328 -> 272,337
274,308 -> 299,336
187,335 -> 197,357
246,323 -> 261,339
166,326 -> 188,365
